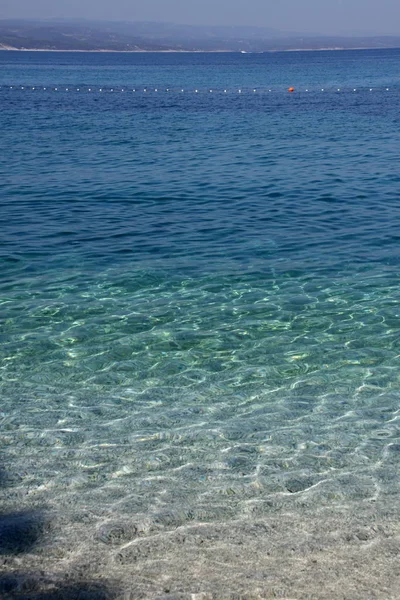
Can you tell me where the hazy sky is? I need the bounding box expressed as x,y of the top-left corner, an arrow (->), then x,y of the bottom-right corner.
2,0 -> 400,36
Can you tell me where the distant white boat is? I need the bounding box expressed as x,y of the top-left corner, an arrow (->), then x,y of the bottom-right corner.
240,50 -> 247,54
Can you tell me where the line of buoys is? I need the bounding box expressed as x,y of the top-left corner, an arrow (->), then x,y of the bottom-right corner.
0,85 -> 393,94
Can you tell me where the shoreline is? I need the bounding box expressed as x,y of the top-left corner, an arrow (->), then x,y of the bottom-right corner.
1,46 -> 400,53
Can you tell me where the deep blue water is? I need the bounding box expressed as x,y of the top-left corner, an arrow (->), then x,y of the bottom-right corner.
1,50 -> 400,599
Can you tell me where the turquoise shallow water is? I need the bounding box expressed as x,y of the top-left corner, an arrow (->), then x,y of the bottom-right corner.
1,50 -> 400,599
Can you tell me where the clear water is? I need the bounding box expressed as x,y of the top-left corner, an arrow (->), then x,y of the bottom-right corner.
1,50 -> 400,599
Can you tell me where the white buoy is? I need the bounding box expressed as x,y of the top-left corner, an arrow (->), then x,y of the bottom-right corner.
224,90 -> 227,93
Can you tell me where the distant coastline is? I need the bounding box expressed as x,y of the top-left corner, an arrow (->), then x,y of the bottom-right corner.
1,46 -> 400,53
1,20 -> 400,54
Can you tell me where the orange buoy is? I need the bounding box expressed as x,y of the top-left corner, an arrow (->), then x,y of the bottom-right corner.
288,87 -> 295,93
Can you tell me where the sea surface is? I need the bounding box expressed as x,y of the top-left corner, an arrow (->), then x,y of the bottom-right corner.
1,49 -> 400,599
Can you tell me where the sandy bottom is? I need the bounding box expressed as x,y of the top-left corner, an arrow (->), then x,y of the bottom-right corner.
2,491 -> 400,600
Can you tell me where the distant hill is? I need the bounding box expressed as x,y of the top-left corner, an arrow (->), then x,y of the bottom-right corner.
1,19 -> 400,52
